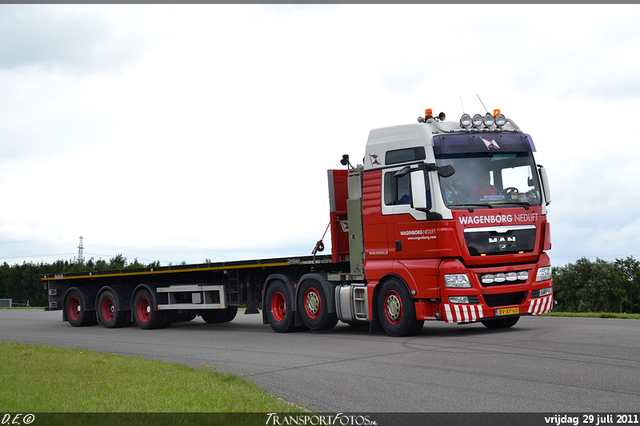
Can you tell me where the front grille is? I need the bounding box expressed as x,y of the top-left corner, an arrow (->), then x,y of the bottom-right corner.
464,226 -> 536,256
483,291 -> 527,308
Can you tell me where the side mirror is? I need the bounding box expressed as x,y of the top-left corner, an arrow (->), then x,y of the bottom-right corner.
538,165 -> 552,205
437,164 -> 455,178
410,172 -> 429,211
394,166 -> 412,178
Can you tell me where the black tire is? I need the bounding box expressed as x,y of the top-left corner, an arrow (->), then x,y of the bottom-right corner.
201,306 -> 238,324
158,311 -> 175,329
201,309 -> 224,324
265,280 -> 296,333
174,310 -> 198,322
481,316 -> 520,329
66,290 -> 97,327
376,279 -> 424,337
220,306 -> 238,323
133,290 -> 166,330
97,290 -> 130,328
297,280 -> 338,331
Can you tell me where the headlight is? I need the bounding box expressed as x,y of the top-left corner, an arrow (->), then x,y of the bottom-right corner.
449,296 -> 470,304
444,274 -> 471,288
472,114 -> 484,128
536,266 -> 552,282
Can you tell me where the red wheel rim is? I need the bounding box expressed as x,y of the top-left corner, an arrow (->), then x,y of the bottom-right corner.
137,296 -> 151,323
304,288 -> 321,319
68,297 -> 81,321
270,291 -> 287,322
384,290 -> 402,325
101,296 -> 115,322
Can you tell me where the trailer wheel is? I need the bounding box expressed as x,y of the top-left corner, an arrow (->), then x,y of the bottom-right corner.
481,316 -> 519,329
174,310 -> 198,322
133,290 -> 166,330
98,290 -> 130,328
377,279 -> 424,337
66,290 -> 96,327
297,280 -> 338,331
221,306 -> 238,323
265,280 -> 295,333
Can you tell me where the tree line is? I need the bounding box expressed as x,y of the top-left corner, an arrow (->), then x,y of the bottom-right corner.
0,255 -> 158,308
1,255 -> 640,313
552,256 -> 640,314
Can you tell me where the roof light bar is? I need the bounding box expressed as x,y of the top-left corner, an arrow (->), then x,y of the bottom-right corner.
461,108 -> 510,130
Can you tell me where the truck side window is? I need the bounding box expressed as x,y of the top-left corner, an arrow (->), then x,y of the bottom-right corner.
385,172 -> 409,205
384,171 -> 432,209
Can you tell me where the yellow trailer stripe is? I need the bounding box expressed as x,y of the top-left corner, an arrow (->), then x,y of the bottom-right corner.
42,260 -> 295,281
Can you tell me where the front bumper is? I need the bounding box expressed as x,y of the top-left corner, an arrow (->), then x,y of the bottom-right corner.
437,257 -> 554,324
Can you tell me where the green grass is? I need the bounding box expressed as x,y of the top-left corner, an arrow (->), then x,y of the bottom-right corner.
0,341 -> 306,413
542,311 -> 640,319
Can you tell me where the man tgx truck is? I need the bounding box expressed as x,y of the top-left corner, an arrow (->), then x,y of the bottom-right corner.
43,107 -> 553,337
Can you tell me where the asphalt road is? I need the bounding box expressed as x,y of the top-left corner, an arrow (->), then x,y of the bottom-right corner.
1,309 -> 639,413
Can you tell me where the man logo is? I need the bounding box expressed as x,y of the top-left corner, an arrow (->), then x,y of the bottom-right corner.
489,236 -> 516,250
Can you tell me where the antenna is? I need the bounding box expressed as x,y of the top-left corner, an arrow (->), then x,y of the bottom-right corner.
77,236 -> 84,264
477,94 -> 488,113
460,96 -> 466,113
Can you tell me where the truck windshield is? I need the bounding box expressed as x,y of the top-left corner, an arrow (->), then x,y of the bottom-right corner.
436,152 -> 542,208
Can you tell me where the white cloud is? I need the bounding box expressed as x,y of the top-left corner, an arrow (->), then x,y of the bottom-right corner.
1,4 -> 640,267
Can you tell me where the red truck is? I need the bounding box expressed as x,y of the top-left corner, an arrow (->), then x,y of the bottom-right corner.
43,108 -> 553,336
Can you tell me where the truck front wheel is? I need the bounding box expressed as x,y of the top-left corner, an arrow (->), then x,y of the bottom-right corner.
297,280 -> 338,331
133,290 -> 167,330
265,280 -> 296,333
97,290 -> 130,328
377,279 -> 424,337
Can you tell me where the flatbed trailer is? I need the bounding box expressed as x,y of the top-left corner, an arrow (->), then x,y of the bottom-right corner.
43,254 -> 348,331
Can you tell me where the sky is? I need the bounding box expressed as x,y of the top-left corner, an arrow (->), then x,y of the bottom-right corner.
1,4 -> 640,268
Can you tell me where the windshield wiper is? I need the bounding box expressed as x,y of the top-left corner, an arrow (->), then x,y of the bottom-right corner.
494,201 -> 531,209
448,203 -> 495,211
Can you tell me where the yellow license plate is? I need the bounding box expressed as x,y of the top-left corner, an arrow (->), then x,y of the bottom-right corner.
495,307 -> 519,316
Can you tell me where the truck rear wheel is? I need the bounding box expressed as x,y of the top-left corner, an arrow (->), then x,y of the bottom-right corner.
481,316 -> 519,329
97,290 -> 130,328
265,280 -> 296,333
133,290 -> 167,330
297,280 -> 338,331
377,279 -> 424,337
66,290 -> 97,327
